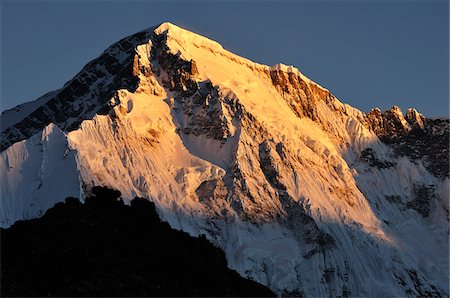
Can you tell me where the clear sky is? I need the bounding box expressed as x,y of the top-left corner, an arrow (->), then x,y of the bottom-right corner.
1,0 -> 449,117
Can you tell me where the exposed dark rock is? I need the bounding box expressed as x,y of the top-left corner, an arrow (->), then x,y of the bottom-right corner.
406,184 -> 436,217
195,178 -> 229,218
0,186 -> 275,297
406,269 -> 442,297
269,69 -> 336,124
342,285 -> 351,298
283,289 -> 305,298
321,267 -> 336,283
367,107 -> 449,178
385,195 -> 402,204
151,32 -> 198,97
367,106 -> 410,138
176,81 -> 240,141
258,140 -> 335,252
360,148 -> 396,169
1,31 -> 151,151
270,70 -> 320,121
385,184 -> 437,218
405,108 -> 425,130
151,32 -> 243,143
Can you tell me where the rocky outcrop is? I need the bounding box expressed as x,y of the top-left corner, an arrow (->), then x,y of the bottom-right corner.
367,106 -> 410,138
258,140 -> 335,254
269,69 -> 334,122
405,108 -> 425,130
406,184 -> 437,217
0,30 -> 152,151
173,81 -> 239,141
151,31 -> 199,96
367,106 -> 449,177
360,148 -> 396,169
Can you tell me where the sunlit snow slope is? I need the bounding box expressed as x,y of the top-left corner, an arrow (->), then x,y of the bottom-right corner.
1,22 -> 448,297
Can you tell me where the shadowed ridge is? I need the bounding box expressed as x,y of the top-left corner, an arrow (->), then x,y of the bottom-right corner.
1,186 -> 275,297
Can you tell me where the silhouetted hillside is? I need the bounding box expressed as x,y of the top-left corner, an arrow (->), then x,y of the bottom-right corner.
1,187 -> 274,297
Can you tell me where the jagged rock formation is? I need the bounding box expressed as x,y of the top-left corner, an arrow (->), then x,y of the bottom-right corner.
0,31 -> 151,151
1,187 -> 274,297
1,22 -> 448,297
367,106 -> 449,178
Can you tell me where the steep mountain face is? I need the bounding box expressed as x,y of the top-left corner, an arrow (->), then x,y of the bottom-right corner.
1,22 -> 448,296
0,30 -> 149,151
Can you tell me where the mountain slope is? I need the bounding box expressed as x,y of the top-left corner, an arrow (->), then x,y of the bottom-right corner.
1,22 -> 448,296
1,186 -> 274,297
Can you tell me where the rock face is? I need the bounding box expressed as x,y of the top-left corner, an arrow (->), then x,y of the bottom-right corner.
367,106 -> 449,178
1,22 -> 448,297
405,108 -> 425,129
0,30 -> 151,151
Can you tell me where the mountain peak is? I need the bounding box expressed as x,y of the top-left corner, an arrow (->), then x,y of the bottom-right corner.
405,107 -> 425,129
154,21 -> 187,34
1,22 -> 448,297
153,21 -> 225,59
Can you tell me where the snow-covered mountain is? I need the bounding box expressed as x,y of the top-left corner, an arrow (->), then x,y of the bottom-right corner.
1,22 -> 448,296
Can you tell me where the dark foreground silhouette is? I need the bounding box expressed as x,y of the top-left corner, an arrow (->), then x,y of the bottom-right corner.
1,187 -> 274,297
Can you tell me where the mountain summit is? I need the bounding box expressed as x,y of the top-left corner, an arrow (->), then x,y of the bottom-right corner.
1,22 -> 448,296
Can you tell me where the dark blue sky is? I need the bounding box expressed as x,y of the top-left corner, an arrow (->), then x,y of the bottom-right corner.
1,0 -> 448,117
